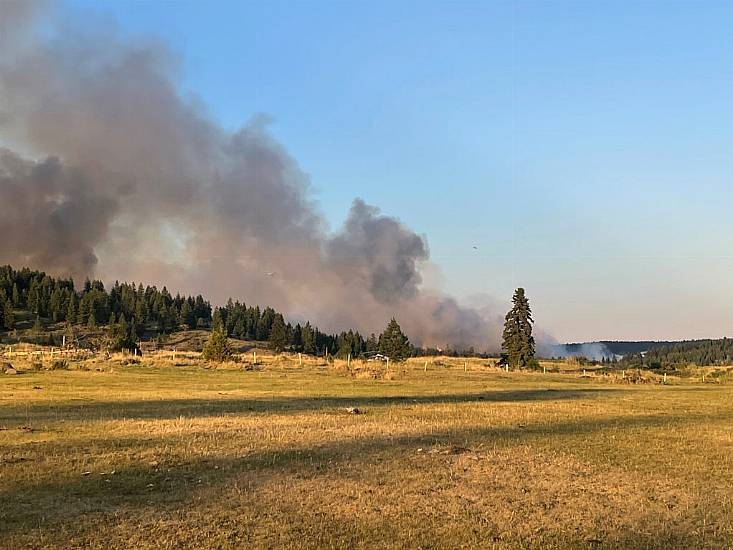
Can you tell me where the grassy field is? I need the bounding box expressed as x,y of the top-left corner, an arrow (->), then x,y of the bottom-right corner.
1,355 -> 732,549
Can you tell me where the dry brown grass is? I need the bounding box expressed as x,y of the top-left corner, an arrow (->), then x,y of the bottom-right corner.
1,353 -> 731,548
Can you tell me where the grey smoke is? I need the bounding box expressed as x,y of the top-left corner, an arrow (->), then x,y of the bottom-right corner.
538,340 -> 616,361
0,9 -> 501,350
327,199 -> 429,303
0,150 -> 117,275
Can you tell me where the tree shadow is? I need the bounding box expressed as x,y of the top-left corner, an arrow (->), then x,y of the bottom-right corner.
0,388 -> 620,424
2,407 -> 730,546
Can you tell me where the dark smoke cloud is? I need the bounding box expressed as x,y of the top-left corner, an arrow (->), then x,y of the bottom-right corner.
0,150 -> 116,276
0,8 -> 501,350
327,199 -> 428,303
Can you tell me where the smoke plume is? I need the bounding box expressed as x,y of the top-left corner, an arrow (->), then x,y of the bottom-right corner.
0,8 -> 500,350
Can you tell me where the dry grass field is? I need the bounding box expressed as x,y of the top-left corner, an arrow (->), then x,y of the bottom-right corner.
1,353 -> 732,549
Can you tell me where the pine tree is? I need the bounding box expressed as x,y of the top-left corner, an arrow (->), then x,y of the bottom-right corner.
202,327 -> 233,362
179,300 -> 193,329
211,308 -> 224,333
66,297 -> 77,325
50,288 -> 62,322
258,307 -> 275,340
1,296 -> 12,330
378,318 -> 411,362
268,313 -> 287,353
501,288 -> 536,369
366,333 -> 379,353
292,323 -> 303,351
109,313 -> 137,352
302,322 -> 316,355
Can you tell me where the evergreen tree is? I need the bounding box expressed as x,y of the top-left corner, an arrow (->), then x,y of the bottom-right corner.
202,327 -> 233,361
212,308 -> 224,333
1,296 -> 12,330
501,288 -> 536,369
302,322 -> 316,354
366,333 -> 379,353
291,323 -> 303,351
134,297 -> 147,326
66,296 -> 77,325
50,288 -> 62,322
378,318 -> 411,362
257,307 -> 275,340
179,300 -> 193,329
108,313 -> 137,352
268,313 -> 287,353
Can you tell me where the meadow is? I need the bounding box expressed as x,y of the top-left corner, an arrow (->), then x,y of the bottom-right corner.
1,353 -> 732,549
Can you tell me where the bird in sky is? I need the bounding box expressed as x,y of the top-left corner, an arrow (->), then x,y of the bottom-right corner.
265,271 -> 276,277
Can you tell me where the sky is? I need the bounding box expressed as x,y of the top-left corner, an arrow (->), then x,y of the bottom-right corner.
48,0 -> 733,342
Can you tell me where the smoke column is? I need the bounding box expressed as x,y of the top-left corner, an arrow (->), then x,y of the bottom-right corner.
0,7 -> 501,350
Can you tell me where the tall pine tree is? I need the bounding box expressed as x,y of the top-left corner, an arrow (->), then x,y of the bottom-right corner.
501,288 -> 536,369
268,313 -> 287,353
378,318 -> 411,362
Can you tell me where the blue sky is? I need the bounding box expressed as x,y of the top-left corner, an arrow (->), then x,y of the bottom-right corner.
60,0 -> 733,341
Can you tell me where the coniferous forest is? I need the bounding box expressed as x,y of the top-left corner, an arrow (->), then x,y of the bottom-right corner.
620,339 -> 733,370
0,264 -> 436,360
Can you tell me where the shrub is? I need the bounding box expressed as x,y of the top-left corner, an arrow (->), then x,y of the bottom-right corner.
202,328 -> 233,362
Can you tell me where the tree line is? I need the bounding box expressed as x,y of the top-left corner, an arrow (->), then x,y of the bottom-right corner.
620,338 -> 733,369
0,265 -> 416,360
0,265 -> 212,336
